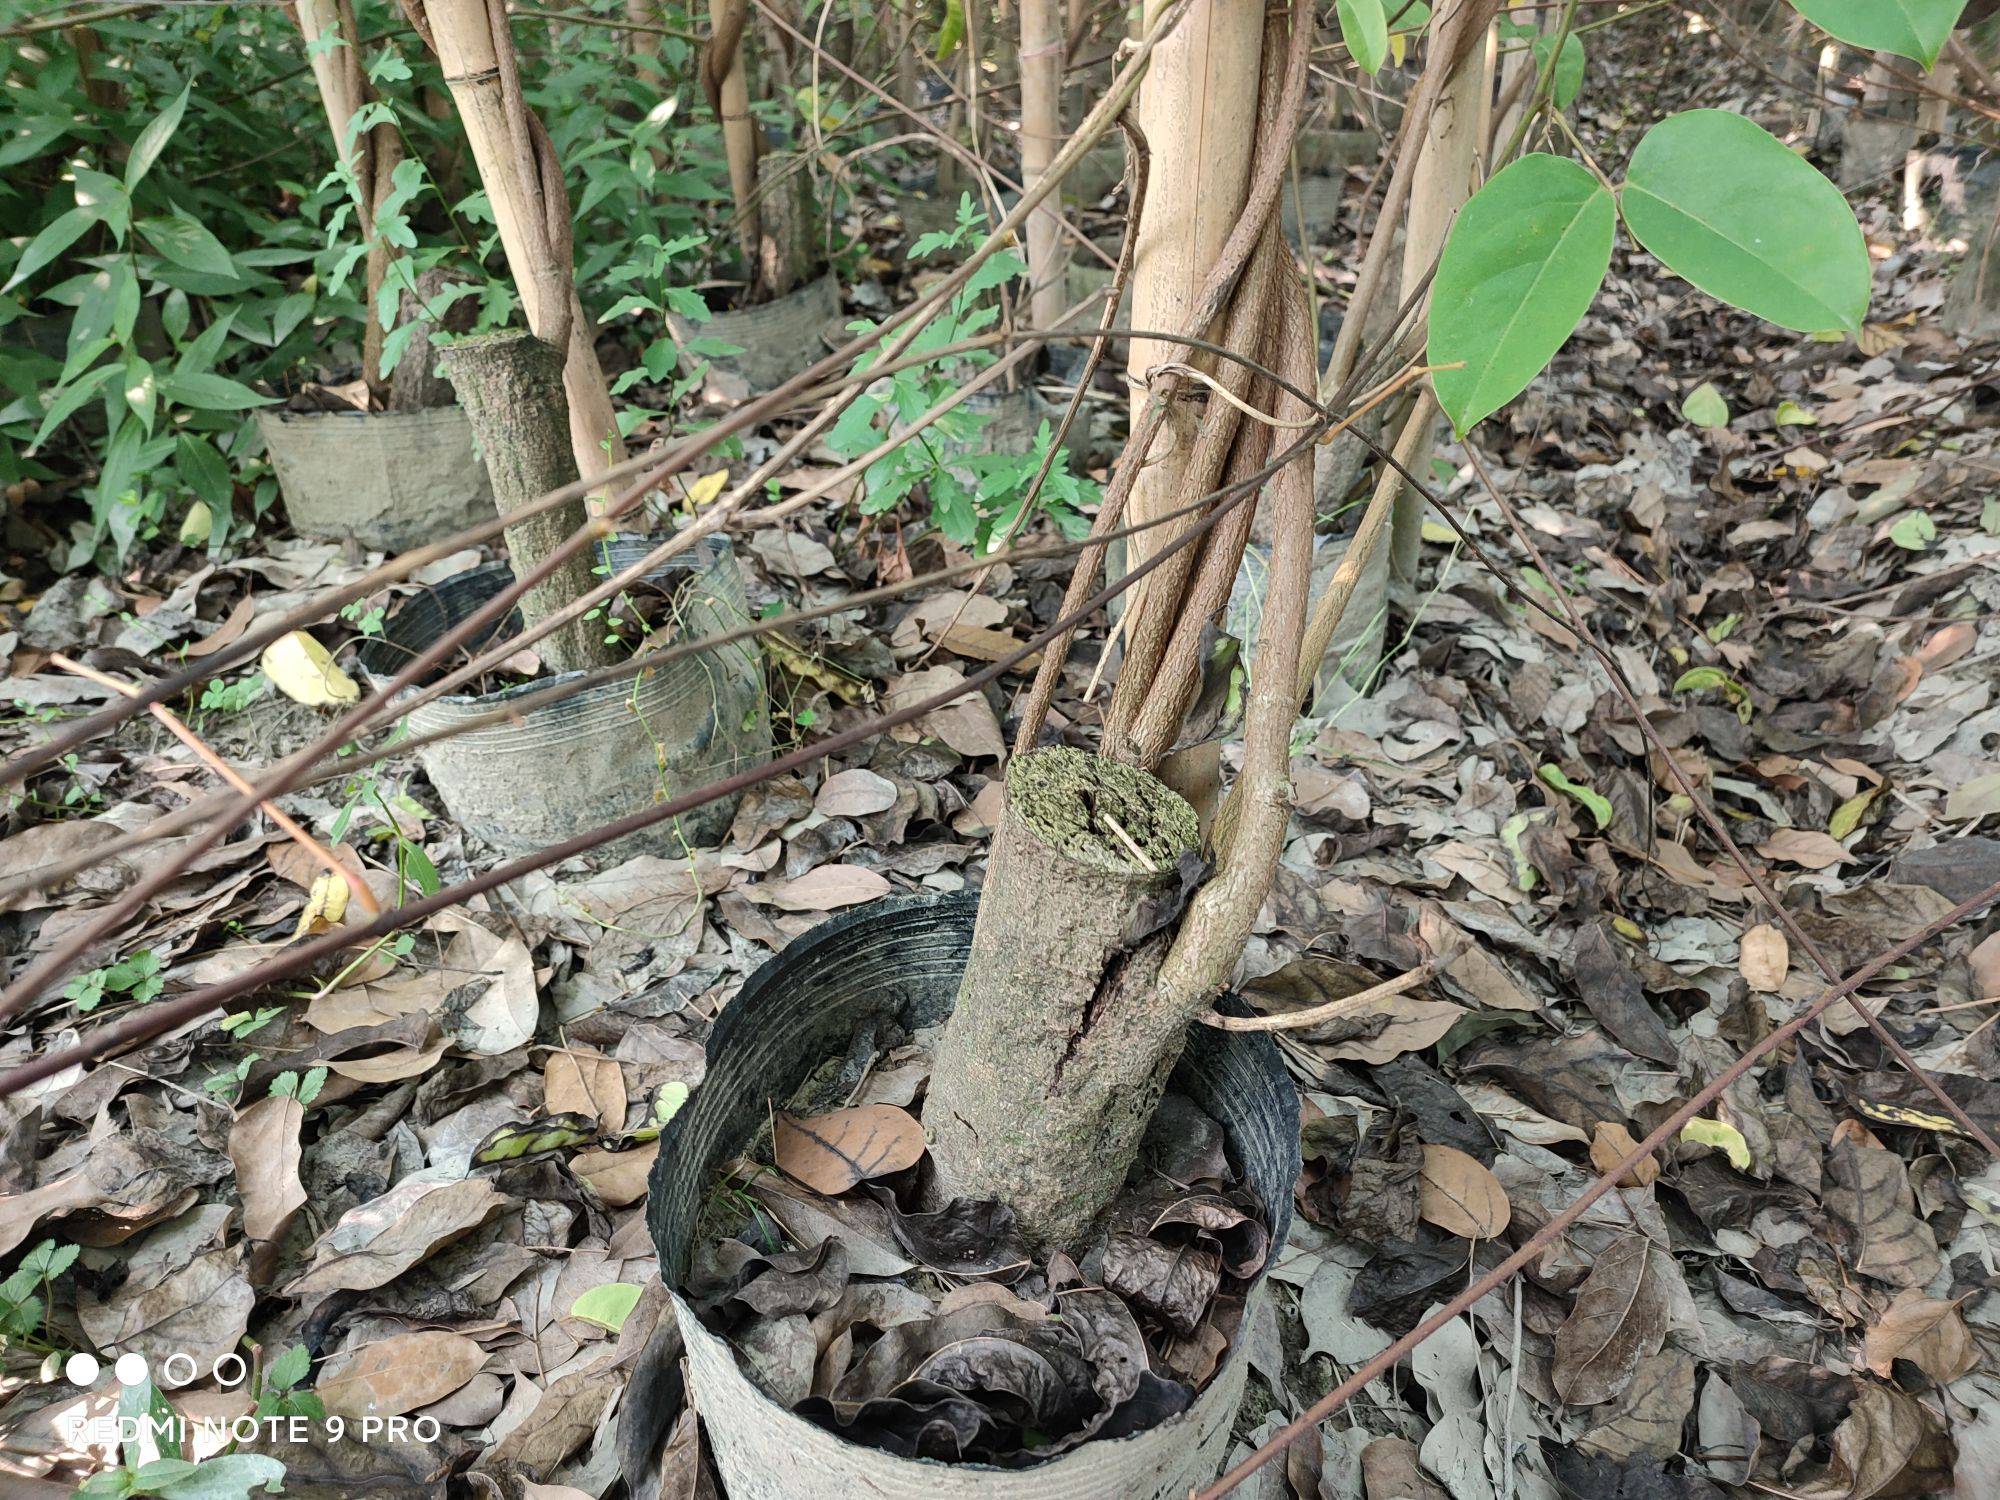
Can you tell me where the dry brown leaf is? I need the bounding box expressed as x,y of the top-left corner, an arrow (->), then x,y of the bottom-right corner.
228,1094 -> 305,1275
1862,1292 -> 1977,1383
814,768 -> 898,818
478,1351 -> 620,1473
1578,1349 -> 1696,1461
326,1038 -> 449,1083
1361,1436 -> 1449,1500
885,666 -> 1005,758
544,1049 -> 626,1128
1589,1121 -> 1661,1188
1756,828 -> 1852,869
1417,1144 -> 1510,1239
288,1176 -> 511,1296
0,1173 -> 102,1256
434,916 -> 539,1055
938,623 -> 1041,672
774,1104 -> 927,1196
78,1242 -> 254,1371
747,863 -> 891,912
1739,923 -> 1789,992
1552,1235 -> 1673,1406
1824,1141 -> 1941,1290
572,1142 -> 658,1207
1324,998 -> 1466,1065
317,1330 -> 488,1420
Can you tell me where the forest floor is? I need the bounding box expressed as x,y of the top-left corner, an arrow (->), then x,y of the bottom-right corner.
4,10 -> 2000,1500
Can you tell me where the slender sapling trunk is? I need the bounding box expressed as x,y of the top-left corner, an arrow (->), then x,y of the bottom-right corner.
438,333 -> 620,676
1020,0 -> 1070,336
424,0 -> 626,484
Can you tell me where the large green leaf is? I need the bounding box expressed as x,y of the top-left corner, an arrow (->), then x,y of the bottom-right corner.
1338,0 -> 1390,76
125,82 -> 191,192
139,215 -> 237,279
1788,0 -> 1966,69
1620,110 -> 1870,334
1428,153 -> 1614,430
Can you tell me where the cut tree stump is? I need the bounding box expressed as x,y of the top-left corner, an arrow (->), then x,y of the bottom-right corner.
924,747 -> 1201,1249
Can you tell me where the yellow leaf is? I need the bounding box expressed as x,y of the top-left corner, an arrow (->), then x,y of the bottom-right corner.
1828,785 -> 1880,840
291,870 -> 350,940
1420,520 -> 1456,543
1773,399 -> 1816,427
1680,1116 -> 1751,1171
684,469 -> 729,508
178,500 -> 212,546
1855,1100 -> 1965,1137
261,630 -> 360,707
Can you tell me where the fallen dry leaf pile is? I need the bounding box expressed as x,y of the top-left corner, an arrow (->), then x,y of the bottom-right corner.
681,1071 -> 1268,1466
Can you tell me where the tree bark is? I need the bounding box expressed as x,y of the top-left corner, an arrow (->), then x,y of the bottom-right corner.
389,266 -> 477,411
925,748 -> 1200,1248
706,0 -> 764,286
438,333 -> 619,675
1388,1 -> 1493,583
297,0 -> 405,407
1125,0 -> 1264,585
424,0 -> 625,485
1020,0 -> 1070,336
1840,50 -> 1917,191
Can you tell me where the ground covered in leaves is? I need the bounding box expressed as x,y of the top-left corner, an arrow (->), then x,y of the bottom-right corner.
5,11 -> 2000,1500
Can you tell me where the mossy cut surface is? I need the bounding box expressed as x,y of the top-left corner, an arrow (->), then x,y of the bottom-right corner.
1006,747 -> 1199,874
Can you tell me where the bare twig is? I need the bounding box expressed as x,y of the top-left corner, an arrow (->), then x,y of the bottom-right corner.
1199,960 -> 1440,1032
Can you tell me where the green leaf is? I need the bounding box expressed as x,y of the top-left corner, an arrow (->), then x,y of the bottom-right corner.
570,1281 -> 644,1333
1338,0 -> 1390,75
158,371 -> 275,412
126,82 -> 192,191
1788,0 -> 1966,68
175,433 -> 233,507
1887,509 -> 1935,550
28,362 -> 120,453
265,1344 -> 311,1392
153,1453 -> 287,1500
1532,32 -> 1586,109
138,215 -> 237,279
123,355 -> 158,435
1428,153 -> 1614,430
1620,110 -> 1870,333
1538,765 -> 1613,830
3,207 -> 95,294
1680,382 -> 1730,427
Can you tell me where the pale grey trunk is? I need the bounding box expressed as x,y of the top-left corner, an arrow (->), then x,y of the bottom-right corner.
924,748 -> 1200,1250
438,332 -> 619,675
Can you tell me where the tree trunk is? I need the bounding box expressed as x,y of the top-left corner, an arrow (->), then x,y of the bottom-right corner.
929,0 -> 1313,1252
1115,0 -> 1265,811
1126,0 -> 1264,584
297,0 -> 405,407
706,0 -> 763,286
1841,50 -> 1917,191
425,0 -> 625,485
925,749 -> 1200,1247
1388,2 -> 1493,583
438,333 -> 620,675
1020,0 -> 1070,336
388,266 -> 477,411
